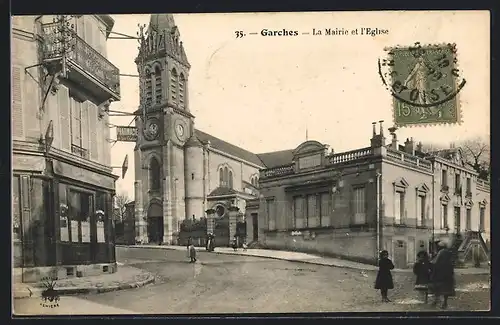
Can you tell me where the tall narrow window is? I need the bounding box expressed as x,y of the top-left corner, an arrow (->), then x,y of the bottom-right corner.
454,207 -> 461,232
219,168 -> 224,187
352,187 -> 366,224
419,196 -> 426,226
154,66 -> 162,104
441,169 -> 447,186
266,199 -> 276,231
294,196 -> 304,229
149,158 -> 161,191
144,68 -> 153,109
320,193 -> 330,227
70,97 -> 88,158
466,208 -> 472,230
307,195 -> 319,228
179,74 -> 185,109
442,204 -> 448,229
170,69 -> 178,103
479,207 -> 485,231
395,191 -> 405,224
228,170 -> 233,189
224,167 -> 229,188
466,177 -> 471,194
455,173 -> 461,193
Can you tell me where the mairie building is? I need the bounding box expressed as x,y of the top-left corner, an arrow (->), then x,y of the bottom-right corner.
127,14 -> 490,269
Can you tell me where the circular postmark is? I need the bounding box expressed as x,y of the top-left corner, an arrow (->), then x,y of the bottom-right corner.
378,42 -> 466,126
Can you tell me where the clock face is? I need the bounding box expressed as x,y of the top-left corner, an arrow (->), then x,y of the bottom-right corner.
149,123 -> 159,136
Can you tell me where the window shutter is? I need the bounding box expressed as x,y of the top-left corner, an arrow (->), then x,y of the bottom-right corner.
89,102 -> 98,161
85,17 -> 94,48
12,66 -> 24,138
58,86 -> 71,150
81,101 -> 89,151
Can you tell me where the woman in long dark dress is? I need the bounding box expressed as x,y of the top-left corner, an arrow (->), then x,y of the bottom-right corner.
429,242 -> 455,309
413,251 -> 431,303
375,250 -> 394,302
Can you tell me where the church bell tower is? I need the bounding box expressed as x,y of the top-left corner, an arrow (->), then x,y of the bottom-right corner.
133,14 -> 193,245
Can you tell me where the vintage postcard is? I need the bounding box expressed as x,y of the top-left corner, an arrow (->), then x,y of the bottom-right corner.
11,11 -> 490,315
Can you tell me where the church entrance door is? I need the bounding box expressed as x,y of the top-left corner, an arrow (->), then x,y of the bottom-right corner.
147,203 -> 164,244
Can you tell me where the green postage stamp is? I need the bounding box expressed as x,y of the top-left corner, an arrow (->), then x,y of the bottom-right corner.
378,42 -> 466,127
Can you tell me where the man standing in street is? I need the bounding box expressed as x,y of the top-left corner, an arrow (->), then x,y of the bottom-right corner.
429,241 -> 456,309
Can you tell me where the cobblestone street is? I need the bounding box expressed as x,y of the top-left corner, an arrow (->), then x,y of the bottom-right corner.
77,247 -> 490,314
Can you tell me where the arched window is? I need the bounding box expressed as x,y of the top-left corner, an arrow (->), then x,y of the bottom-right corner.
228,170 -> 233,189
149,157 -> 161,191
144,68 -> 153,110
224,167 -> 229,188
170,69 -> 178,103
179,73 -> 186,109
154,66 -> 162,104
219,168 -> 224,187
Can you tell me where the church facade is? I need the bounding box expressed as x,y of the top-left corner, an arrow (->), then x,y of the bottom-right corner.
133,15 -> 263,244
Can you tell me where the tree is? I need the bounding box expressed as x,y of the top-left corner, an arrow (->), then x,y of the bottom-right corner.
114,193 -> 131,222
419,136 -> 490,180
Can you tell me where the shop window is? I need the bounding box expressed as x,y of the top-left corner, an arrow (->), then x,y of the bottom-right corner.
68,190 -> 93,243
59,183 -> 69,242
96,192 -> 108,243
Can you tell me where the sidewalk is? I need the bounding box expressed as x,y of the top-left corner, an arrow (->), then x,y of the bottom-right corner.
118,244 -> 491,275
13,265 -> 155,300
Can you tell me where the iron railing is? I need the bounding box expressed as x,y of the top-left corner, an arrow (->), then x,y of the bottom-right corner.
41,22 -> 120,96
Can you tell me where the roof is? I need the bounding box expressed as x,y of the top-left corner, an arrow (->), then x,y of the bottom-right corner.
194,129 -> 265,167
207,187 -> 238,197
149,14 -> 176,32
256,149 -> 294,168
185,134 -> 203,148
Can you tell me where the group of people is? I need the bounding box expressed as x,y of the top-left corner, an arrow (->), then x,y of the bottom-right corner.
375,241 -> 456,309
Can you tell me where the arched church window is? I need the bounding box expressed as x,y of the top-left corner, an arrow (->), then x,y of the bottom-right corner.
229,171 -> 233,189
149,157 -> 161,191
170,69 -> 178,103
219,168 -> 224,187
145,68 -> 153,109
154,66 -> 162,104
179,73 -> 186,109
224,167 -> 229,188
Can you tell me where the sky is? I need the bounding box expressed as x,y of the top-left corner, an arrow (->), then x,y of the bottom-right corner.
106,11 -> 490,199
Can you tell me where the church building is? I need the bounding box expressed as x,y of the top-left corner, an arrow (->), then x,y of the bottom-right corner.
132,14 -> 265,244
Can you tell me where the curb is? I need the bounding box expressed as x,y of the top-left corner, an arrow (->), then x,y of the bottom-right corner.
117,245 -> 491,275
14,274 -> 156,299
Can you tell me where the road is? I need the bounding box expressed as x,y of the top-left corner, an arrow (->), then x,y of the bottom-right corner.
77,247 -> 490,313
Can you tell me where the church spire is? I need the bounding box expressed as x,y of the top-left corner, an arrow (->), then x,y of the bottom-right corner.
148,14 -> 176,33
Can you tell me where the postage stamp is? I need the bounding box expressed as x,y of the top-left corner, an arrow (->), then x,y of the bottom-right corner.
378,42 -> 466,127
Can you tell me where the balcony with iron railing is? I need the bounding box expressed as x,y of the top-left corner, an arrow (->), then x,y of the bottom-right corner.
41,22 -> 121,103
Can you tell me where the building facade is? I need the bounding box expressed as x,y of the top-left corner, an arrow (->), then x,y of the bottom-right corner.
250,122 -> 490,268
12,15 -> 121,282
133,15 -> 264,245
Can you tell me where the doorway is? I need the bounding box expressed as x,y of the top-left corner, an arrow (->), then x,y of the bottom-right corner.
147,217 -> 164,243
252,213 -> 258,241
147,203 -> 163,244
394,240 -> 407,269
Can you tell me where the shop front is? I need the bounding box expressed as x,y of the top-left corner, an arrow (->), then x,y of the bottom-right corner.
13,151 -> 118,283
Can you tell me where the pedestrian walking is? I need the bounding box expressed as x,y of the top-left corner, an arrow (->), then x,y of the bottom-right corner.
374,250 -> 394,302
429,241 -> 455,309
189,244 -> 197,263
413,249 -> 432,303
186,236 -> 193,258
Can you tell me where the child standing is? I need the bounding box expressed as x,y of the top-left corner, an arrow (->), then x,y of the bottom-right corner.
413,251 -> 431,303
189,244 -> 197,263
374,250 -> 395,302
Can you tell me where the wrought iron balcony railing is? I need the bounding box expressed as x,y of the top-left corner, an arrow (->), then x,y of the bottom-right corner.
41,22 -> 120,98
71,144 -> 89,159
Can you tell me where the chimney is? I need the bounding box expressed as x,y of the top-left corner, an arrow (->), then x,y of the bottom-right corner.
372,122 -> 377,137
388,126 -> 398,150
379,120 -> 384,138
404,137 -> 415,155
416,141 -> 423,152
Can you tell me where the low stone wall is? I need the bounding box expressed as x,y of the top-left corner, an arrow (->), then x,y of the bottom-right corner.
262,228 -> 378,265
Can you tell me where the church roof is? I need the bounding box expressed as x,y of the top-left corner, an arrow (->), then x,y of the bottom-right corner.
194,129 -> 266,167
256,149 -> 295,168
207,187 -> 238,197
185,134 -> 204,148
149,14 -> 176,32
